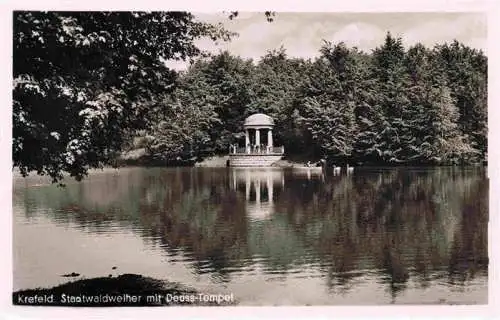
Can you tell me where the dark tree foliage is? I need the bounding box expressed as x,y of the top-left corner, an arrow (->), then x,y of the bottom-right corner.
435,41 -> 488,160
187,52 -> 256,154
149,32 -> 486,167
404,44 -> 477,164
13,11 -> 233,181
228,11 -> 276,22
249,48 -> 310,155
295,42 -> 358,161
370,33 -> 413,163
14,12 -> 487,182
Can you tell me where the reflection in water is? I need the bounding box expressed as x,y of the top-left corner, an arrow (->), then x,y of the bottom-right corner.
230,168 -> 285,220
13,167 -> 488,304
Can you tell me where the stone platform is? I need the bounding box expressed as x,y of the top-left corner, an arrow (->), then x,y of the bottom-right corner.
229,154 -> 283,167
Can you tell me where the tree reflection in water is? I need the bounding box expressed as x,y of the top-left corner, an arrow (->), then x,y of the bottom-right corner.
14,166 -> 488,299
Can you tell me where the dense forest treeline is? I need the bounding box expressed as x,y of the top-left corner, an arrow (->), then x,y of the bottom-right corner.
13,12 -> 487,182
137,34 -> 487,167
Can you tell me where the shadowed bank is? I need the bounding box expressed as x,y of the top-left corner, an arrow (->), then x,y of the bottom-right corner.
12,274 -> 236,306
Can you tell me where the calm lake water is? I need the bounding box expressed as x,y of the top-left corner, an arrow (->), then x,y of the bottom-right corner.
13,167 -> 488,305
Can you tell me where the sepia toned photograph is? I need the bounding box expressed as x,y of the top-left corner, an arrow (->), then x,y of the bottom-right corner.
11,10 -> 488,308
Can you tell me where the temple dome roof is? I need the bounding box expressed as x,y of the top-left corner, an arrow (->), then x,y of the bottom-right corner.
244,113 -> 275,127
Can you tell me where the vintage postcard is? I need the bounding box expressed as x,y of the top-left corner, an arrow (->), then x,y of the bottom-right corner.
5,1 -> 496,319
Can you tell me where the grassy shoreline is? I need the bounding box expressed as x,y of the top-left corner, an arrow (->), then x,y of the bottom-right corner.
13,274 -> 236,307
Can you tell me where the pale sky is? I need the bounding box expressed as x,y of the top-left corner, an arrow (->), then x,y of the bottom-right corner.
166,12 -> 487,70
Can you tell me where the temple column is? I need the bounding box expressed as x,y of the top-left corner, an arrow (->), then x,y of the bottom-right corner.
268,129 -> 273,147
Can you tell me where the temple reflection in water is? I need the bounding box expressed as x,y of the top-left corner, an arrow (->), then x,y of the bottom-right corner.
13,166 -> 488,304
229,168 -> 284,220
229,168 -> 326,220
